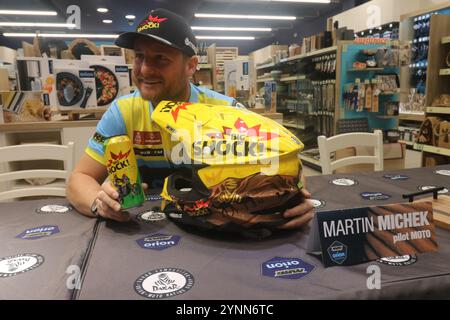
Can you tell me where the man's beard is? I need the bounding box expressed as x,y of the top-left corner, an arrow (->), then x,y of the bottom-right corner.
133,74 -> 189,106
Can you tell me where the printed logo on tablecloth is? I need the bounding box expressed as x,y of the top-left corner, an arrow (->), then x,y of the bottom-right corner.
310,199 -> 326,209
360,192 -> 392,201
327,241 -> 348,265
330,178 -> 358,187
134,267 -> 194,299
261,257 -> 315,280
434,170 -> 450,177
146,194 -> 163,201
384,174 -> 409,181
137,210 -> 167,222
136,234 -> 180,250
16,225 -> 60,240
377,255 -> 418,267
36,205 -> 72,214
418,186 -> 449,194
0,253 -> 44,278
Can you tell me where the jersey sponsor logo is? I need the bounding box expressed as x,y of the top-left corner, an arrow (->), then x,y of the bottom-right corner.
16,225 -> 60,240
136,234 -> 180,250
377,255 -> 418,266
133,131 -> 162,146
327,241 -> 348,265
330,178 -> 358,187
262,257 -> 315,280
36,205 -> 72,214
0,253 -> 44,277
134,267 -> 194,299
360,192 -> 392,201
92,132 -> 107,144
134,148 -> 164,157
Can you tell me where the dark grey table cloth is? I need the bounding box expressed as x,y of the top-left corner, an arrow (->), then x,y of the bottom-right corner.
0,199 -> 97,299
77,165 -> 450,300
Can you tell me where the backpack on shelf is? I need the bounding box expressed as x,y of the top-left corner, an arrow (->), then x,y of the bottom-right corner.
436,121 -> 450,149
417,117 -> 441,146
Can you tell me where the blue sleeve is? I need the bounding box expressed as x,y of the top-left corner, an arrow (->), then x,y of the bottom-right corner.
86,101 -> 127,162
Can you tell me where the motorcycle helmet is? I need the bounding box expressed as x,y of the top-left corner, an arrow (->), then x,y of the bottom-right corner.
151,101 -> 305,238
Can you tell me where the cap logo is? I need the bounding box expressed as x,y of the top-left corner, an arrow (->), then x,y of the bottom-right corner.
185,37 -> 198,55
137,15 -> 168,32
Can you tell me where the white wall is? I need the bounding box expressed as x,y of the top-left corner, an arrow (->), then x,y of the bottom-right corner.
333,0 -> 450,32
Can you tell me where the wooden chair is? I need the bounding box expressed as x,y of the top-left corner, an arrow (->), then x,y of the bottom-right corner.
318,130 -> 383,175
0,142 -> 75,201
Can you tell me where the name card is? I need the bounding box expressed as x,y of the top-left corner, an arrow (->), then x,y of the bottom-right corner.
307,201 -> 438,268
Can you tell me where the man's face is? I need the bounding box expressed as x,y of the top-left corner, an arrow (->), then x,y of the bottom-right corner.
133,38 -> 196,104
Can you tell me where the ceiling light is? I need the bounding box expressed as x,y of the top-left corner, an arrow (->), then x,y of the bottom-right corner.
0,10 -> 57,16
195,13 -> 296,20
125,15 -> 136,19
0,22 -> 75,28
192,26 -> 271,32
97,8 -> 109,13
102,19 -> 113,24
3,33 -> 118,39
195,36 -> 255,40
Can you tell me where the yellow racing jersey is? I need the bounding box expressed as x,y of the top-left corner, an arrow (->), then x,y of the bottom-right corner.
86,83 -> 236,187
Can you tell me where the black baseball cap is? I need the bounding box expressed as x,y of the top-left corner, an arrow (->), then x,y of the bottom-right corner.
115,8 -> 198,56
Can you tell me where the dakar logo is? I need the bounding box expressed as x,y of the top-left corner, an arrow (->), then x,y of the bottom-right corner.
107,150 -> 131,174
137,15 -> 168,32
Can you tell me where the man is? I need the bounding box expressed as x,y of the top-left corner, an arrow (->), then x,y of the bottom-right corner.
67,8 -> 314,228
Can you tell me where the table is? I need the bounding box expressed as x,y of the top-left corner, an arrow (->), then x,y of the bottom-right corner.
75,165 -> 450,300
0,199 -> 97,299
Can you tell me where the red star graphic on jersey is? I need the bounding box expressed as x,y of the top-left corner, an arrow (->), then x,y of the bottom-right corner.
171,102 -> 191,122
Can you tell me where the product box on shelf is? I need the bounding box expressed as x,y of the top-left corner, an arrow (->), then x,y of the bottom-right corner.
80,55 -> 131,108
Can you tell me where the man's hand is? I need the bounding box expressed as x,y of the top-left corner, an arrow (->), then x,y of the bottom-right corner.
278,188 -> 314,230
95,181 -> 130,222
94,182 -> 148,222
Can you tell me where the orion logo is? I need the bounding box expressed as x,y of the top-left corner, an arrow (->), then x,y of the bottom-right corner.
136,234 -> 180,250
262,257 -> 315,280
16,225 -> 60,240
327,241 -> 348,265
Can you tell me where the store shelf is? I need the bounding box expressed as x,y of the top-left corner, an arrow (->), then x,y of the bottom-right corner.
426,106 -> 450,114
413,144 -> 450,156
348,68 -> 386,72
442,36 -> 450,44
283,122 -> 310,130
399,140 -> 414,147
398,112 -> 425,122
256,62 -> 276,70
280,75 -> 306,82
440,69 -> 450,76
198,64 -> 212,69
256,77 -> 276,83
280,46 -> 338,63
